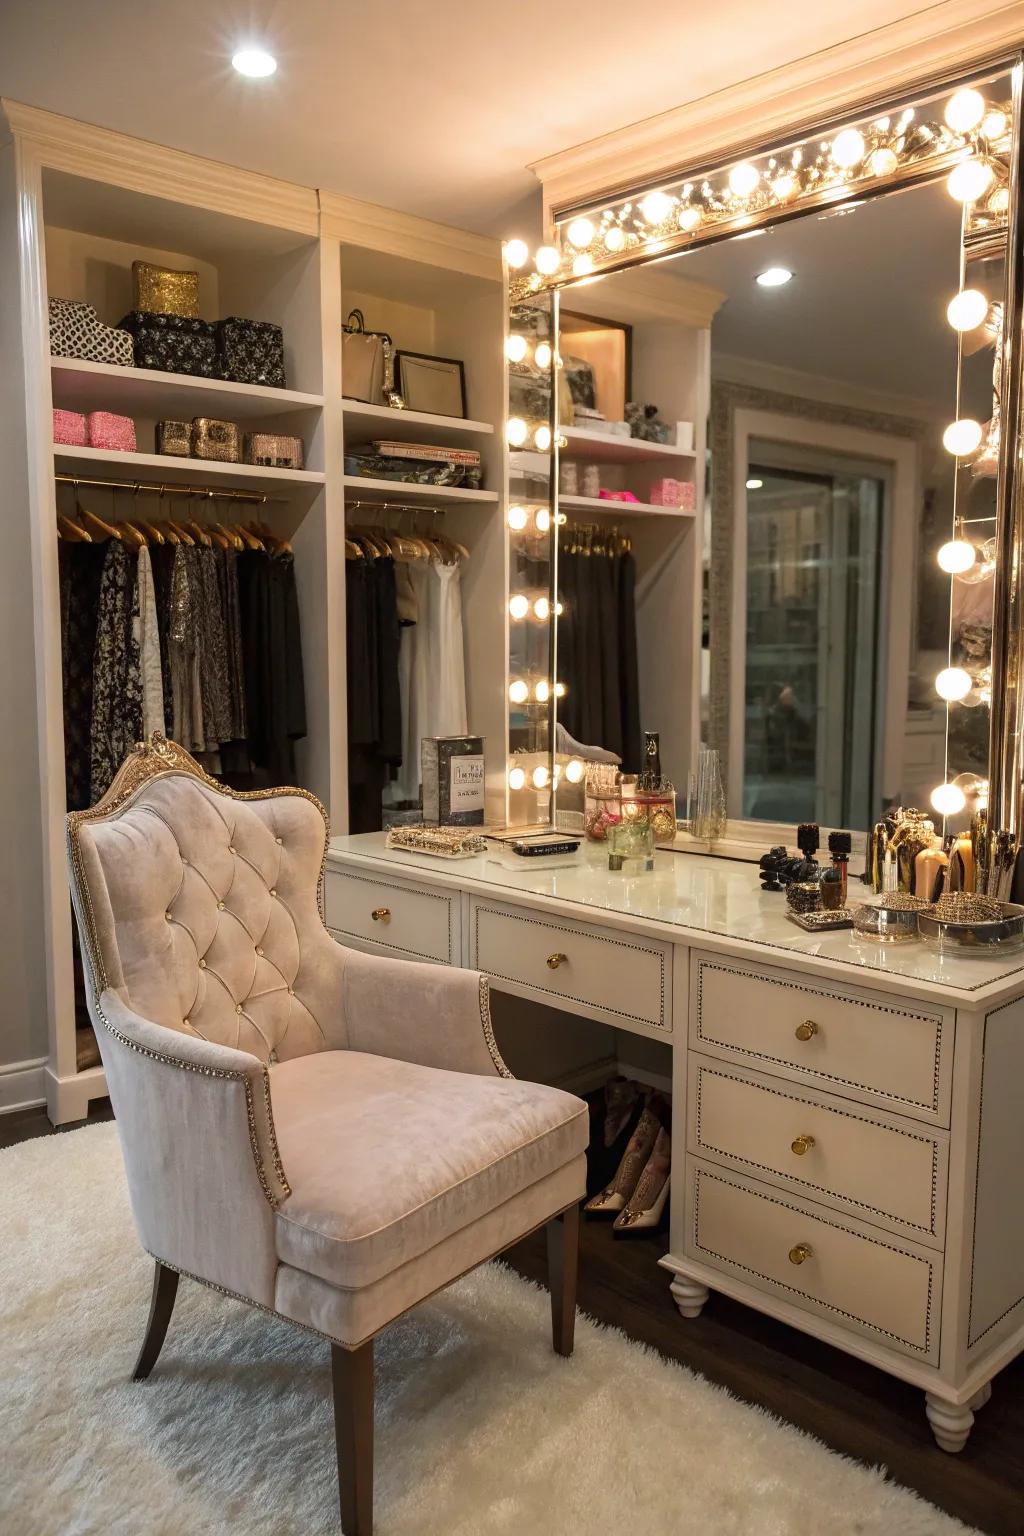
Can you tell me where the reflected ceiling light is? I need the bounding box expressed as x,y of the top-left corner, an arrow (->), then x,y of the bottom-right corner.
506,417 -> 528,447
564,758 -> 585,784
946,288 -> 989,332
508,765 -> 527,791
508,594 -> 530,620
869,147 -> 899,176
756,267 -> 792,288
935,666 -> 973,702
231,47 -> 277,77
532,764 -> 550,789
503,238 -> 529,269
507,504 -> 528,530
746,477 -> 764,490
937,538 -> 977,574
947,158 -> 994,202
604,225 -> 626,251
508,680 -> 529,704
943,418 -> 983,456
534,341 -> 552,370
944,89 -> 986,133
931,782 -> 967,817
566,217 -> 595,249
504,334 -> 528,363
728,163 -> 760,196
831,128 -> 865,167
640,191 -> 674,224
677,205 -> 702,231
534,245 -> 561,275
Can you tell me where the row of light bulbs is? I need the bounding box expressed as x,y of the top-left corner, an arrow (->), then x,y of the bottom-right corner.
507,417 -> 558,451
508,503 -> 562,532
509,678 -> 566,704
508,758 -> 585,791
509,594 -> 560,621
505,333 -> 553,369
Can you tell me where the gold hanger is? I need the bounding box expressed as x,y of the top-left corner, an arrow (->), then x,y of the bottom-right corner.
57,509 -> 92,542
77,502 -> 122,542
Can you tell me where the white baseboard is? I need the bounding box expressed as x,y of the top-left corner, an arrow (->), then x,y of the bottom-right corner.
0,1057 -> 47,1114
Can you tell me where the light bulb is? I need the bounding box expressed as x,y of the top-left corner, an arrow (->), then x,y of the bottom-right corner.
983,110 -> 1007,140
504,239 -> 529,269
869,147 -> 898,176
746,477 -> 763,490
565,758 -> 584,784
728,162 -> 760,197
534,679 -> 550,703
506,417 -> 528,447
756,267 -> 792,288
533,424 -> 552,452
508,679 -> 529,704
232,47 -> 277,77
552,764 -> 561,783
604,225 -> 626,251
553,681 -> 566,698
945,89 -> 986,133
771,173 -> 796,199
535,507 -> 551,533
553,600 -> 564,615
534,341 -> 552,370
990,185 -> 1010,215
504,334 -> 528,363
937,538 -> 977,574
507,504 -> 528,530
532,764 -> 550,789
946,288 -> 989,332
508,765 -> 527,791
508,594 -> 529,620
936,666 -> 973,701
677,205 -> 702,231
566,217 -> 595,249
931,782 -> 967,817
943,418 -> 983,457
572,253 -> 593,277
947,158 -> 994,202
533,596 -> 550,621
832,128 -> 865,167
640,191 -> 674,225
534,245 -> 561,275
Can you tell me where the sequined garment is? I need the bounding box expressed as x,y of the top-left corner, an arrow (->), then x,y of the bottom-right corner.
90,539 -> 143,803
59,541 -> 107,811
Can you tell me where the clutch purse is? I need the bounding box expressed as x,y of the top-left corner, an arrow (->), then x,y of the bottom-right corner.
49,298 -> 135,366
132,262 -> 200,319
53,409 -> 87,446
342,309 -> 394,403
243,432 -> 304,469
87,411 -> 136,452
215,317 -> 286,388
156,419 -> 191,457
118,312 -> 218,377
191,417 -> 240,462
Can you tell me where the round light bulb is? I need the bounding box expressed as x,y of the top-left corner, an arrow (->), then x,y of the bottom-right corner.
937,538 -> 977,575
533,596 -> 550,621
677,205 -> 702,231
746,477 -> 763,490
534,245 -> 561,275
508,679 -> 529,704
869,147 -> 898,176
534,680 -> 550,703
943,418 -> 983,457
604,225 -> 626,251
532,764 -> 550,789
508,594 -> 529,620
832,128 -> 865,168
771,173 -> 796,199
990,185 -> 1010,215
508,765 -> 527,791
982,110 -> 1007,140
947,158 -> 994,202
507,504 -> 528,530
504,334 -> 528,363
506,417 -> 528,447
946,288 -> 989,332
553,681 -> 566,698
535,508 -> 551,533
565,757 -> 585,784
936,666 -> 973,701
566,217 -> 595,249
728,163 -> 760,197
553,600 -> 564,615
572,253 -> 593,277
945,89 -> 986,133
534,424 -> 552,452
640,191 -> 674,225
756,267 -> 792,288
534,341 -> 552,370
931,782 -> 967,817
504,238 -> 529,269
231,47 -> 277,78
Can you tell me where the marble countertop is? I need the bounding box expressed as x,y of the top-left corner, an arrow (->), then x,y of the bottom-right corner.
327,833 -> 1024,1003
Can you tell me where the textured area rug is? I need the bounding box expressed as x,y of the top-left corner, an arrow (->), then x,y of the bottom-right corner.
1,1122 -> 973,1535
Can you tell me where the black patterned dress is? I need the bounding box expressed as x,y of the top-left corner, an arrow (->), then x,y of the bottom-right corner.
59,541 -> 108,811
89,539 -> 143,802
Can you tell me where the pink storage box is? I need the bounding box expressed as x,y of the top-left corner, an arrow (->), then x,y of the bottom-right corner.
53,408 -> 87,446
87,411 -> 136,453
650,477 -> 696,511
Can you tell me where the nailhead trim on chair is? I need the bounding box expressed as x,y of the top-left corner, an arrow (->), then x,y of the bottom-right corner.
479,975 -> 513,1078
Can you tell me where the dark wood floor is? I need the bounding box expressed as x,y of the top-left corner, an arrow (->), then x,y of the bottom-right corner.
4,1102 -> 1021,1534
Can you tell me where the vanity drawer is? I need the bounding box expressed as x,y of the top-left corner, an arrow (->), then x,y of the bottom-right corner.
688,1057 -> 947,1247
687,1159 -> 941,1363
325,867 -> 458,965
690,952 -> 952,1125
471,900 -> 670,1035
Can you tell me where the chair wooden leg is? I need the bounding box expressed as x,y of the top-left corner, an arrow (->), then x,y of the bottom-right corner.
132,1260 -> 179,1381
332,1339 -> 374,1536
546,1203 -> 580,1358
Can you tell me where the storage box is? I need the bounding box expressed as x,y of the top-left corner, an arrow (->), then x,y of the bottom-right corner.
156,419 -> 191,457
87,411 -> 136,453
53,408 -> 87,446
118,312 -> 218,377
49,297 -> 134,366
216,316 -> 286,388
191,417 -> 240,462
243,432 -> 304,469
132,261 -> 200,319
422,736 -> 485,826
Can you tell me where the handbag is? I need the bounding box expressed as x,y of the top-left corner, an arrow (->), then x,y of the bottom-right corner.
341,309 -> 394,403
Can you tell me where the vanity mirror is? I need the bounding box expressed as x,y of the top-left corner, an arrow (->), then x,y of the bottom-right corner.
504,60 -> 1020,857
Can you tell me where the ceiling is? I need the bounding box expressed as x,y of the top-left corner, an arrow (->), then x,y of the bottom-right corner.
0,0 -> 937,237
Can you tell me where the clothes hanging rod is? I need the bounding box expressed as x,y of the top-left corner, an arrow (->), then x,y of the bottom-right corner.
54,473 -> 280,505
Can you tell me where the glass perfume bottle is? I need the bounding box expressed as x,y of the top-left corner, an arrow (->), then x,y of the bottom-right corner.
635,729 -> 676,844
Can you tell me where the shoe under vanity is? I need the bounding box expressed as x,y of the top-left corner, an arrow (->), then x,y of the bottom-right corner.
325,835 -> 1024,1455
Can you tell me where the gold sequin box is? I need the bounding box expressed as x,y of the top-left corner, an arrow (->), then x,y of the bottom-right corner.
191,417 -> 240,462
156,419 -> 191,457
243,432 -> 304,469
132,261 -> 200,319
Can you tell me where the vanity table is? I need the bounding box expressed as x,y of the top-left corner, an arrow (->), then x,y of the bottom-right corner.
326,834 -> 1024,1452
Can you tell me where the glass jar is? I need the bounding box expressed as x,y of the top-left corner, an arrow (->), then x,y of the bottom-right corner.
634,788 -> 677,845
584,771 -> 623,843
607,817 -> 655,874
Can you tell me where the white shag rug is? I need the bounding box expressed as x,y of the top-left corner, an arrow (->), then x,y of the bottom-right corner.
1,1123 -> 975,1536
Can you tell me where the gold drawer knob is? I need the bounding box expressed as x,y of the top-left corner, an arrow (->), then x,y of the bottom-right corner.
795,1020 -> 819,1042
546,952 -> 568,970
371,907 -> 391,923
791,1134 -> 816,1156
789,1243 -> 813,1266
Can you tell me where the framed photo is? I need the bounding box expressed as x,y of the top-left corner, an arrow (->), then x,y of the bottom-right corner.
394,351 -> 467,418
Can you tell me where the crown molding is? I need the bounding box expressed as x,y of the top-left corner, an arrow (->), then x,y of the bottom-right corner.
712,351 -> 937,423
1,99 -> 319,235
581,264 -> 726,326
530,0 -> 1024,223
319,190 -> 501,280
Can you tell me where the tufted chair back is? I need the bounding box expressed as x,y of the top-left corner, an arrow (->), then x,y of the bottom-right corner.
68,738 -> 340,1064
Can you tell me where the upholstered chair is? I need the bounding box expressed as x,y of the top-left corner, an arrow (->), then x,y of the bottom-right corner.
66,736 -> 588,1536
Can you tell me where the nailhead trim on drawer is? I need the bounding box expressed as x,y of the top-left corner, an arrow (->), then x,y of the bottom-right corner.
694,1062 -> 941,1238
691,1164 -> 936,1353
328,870 -> 454,963
695,957 -> 944,1114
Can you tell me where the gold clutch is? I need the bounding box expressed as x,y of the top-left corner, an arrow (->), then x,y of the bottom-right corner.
133,261 -> 200,319
191,417 -> 240,462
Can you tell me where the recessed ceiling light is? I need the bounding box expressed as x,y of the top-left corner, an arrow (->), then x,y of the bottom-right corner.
756,267 -> 793,288
232,46 -> 277,78
746,478 -> 764,490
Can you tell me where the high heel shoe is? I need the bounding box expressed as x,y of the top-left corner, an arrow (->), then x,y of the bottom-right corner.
613,1126 -> 670,1237
584,1102 -> 662,1218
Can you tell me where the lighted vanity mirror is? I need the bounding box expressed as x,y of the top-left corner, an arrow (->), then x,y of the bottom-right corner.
526,65 -> 1016,846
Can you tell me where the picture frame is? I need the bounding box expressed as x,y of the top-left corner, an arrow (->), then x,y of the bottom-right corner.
394,350 -> 467,418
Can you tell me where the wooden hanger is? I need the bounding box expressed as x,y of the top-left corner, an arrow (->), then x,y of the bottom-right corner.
212,521 -> 245,551
165,520 -> 195,546
185,520 -> 213,548
234,523 -> 265,552
118,522 -> 147,549
57,510 -> 92,542
345,537 -> 365,560
77,504 -> 122,542
139,521 -> 166,545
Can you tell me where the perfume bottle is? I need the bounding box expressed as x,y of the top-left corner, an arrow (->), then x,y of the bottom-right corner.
636,729 -> 676,844
828,830 -> 852,905
915,836 -> 948,903
638,731 -> 662,791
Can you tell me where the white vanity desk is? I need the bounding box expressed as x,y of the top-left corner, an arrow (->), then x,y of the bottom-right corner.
326,833 -> 1024,1452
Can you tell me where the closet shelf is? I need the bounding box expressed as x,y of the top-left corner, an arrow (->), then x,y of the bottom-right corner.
54,444 -> 326,495
50,357 -> 325,420
343,399 -> 494,444
343,475 -> 498,505
561,427 -> 696,464
558,492 -> 696,519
